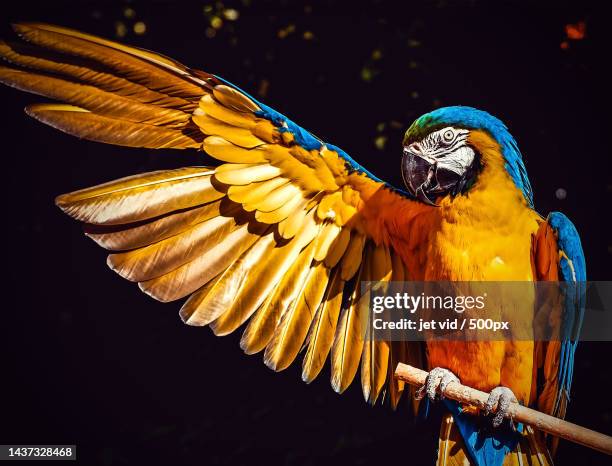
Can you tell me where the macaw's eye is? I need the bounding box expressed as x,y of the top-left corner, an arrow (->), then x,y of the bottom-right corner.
442,129 -> 455,144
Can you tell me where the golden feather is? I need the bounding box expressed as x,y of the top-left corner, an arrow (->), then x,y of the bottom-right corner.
0,41 -> 195,110
203,136 -> 268,164
360,244 -> 391,404
241,240 -> 317,357
138,222 -> 265,302
192,109 -> 264,148
56,168 -> 222,225
264,259 -> 329,372
302,267 -> 344,383
314,222 -> 341,261
25,103 -> 203,149
199,94 -> 257,129
214,163 -> 282,186
340,232 -> 366,280
0,67 -> 191,127
227,177 -> 288,205
212,84 -> 260,113
248,183 -> 302,213
255,195 -> 304,224
13,22 -> 205,99
107,215 -> 242,282
277,204 -> 309,240
84,200 -> 225,251
179,231 -> 275,326
210,211 -> 318,336
330,259 -> 368,394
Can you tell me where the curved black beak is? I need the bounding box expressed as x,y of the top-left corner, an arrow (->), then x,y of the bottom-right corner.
401,147 -> 440,206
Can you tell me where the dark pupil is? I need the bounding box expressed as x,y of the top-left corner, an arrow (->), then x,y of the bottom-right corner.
444,131 -> 453,141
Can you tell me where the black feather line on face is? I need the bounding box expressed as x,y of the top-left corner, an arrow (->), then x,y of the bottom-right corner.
450,152 -> 482,198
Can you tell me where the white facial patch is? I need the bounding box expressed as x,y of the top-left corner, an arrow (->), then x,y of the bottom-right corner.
410,127 -> 474,176
437,145 -> 475,175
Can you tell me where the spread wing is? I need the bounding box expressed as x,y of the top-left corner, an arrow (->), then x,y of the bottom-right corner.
531,212 -> 586,421
0,23 -> 429,406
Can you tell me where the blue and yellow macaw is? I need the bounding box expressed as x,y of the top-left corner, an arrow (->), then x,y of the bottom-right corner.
0,23 -> 585,465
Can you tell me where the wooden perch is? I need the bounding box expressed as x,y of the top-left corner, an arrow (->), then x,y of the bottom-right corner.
394,363 -> 612,456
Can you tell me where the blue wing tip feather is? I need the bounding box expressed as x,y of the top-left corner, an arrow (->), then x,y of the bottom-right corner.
548,211 -> 586,281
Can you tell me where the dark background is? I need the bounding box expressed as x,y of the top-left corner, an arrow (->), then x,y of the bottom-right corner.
1,1 -> 611,465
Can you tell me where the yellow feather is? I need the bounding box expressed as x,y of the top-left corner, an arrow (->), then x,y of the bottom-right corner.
0,66 -> 190,127
12,23 -> 205,100
56,167 -> 222,225
317,192 -> 342,221
277,204 -> 308,239
212,84 -> 260,113
203,136 -> 267,164
138,222 -> 265,302
387,255 -> 410,408
199,94 -> 256,129
264,259 -> 329,371
24,103 -> 202,149
215,162 -> 261,173
210,211 -> 318,335
314,222 -> 341,261
361,244 -> 391,404
192,109 -> 264,148
240,243 -> 316,355
17,22 -> 195,77
324,227 -> 351,268
214,164 -> 282,186
85,200 -> 224,251
0,40 -> 195,110
255,194 -> 304,224
227,177 -> 288,205
302,268 -> 344,383
330,260 -> 367,394
107,214 -> 242,282
238,292 -> 275,354
179,232 -> 275,326
371,243 -> 393,282
248,183 -> 302,213
340,232 -> 365,280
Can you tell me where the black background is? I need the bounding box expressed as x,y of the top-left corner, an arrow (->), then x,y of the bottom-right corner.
1,1 -> 611,465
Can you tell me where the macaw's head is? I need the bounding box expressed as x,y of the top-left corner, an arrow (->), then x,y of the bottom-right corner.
401,106 -> 533,207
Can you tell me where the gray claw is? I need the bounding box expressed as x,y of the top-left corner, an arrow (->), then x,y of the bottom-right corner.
415,367 -> 460,401
484,386 -> 518,428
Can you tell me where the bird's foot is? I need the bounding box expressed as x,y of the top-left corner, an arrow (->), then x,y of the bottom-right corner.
415,367 -> 460,401
484,386 -> 518,428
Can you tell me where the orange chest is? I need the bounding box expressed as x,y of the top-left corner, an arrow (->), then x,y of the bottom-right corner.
424,214 -> 539,281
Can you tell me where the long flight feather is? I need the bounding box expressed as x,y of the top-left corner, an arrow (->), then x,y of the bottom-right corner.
264,259 -> 329,371
302,267 -> 344,383
56,167 -> 222,225
210,210 -> 319,335
240,241 -> 317,355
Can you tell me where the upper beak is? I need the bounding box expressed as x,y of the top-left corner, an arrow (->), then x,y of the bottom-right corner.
401,146 -> 440,206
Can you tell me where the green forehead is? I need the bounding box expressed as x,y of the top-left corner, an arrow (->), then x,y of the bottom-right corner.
402,115 -> 458,145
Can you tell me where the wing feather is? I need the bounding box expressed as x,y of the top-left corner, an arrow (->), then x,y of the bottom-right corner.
84,200 -> 224,251
331,255 -> 369,394
263,248 -> 327,371
240,239 -> 318,355
0,40 -> 195,110
1,23 -> 429,402
302,268 -> 344,383
56,167 -> 222,225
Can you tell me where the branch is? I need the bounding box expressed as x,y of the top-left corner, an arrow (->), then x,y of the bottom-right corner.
394,363 -> 612,456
